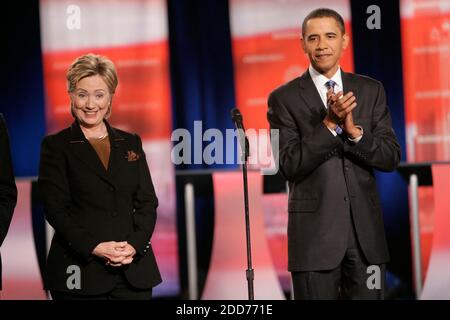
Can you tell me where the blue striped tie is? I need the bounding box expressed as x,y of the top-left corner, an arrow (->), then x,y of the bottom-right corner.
325,80 -> 343,135
325,80 -> 336,91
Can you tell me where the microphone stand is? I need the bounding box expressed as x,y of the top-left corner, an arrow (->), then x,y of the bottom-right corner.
231,108 -> 254,300
241,135 -> 254,300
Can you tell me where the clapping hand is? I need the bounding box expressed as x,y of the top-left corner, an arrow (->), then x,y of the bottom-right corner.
324,90 -> 357,127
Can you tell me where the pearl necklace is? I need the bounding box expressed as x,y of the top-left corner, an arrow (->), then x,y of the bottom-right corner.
96,133 -> 108,139
81,126 -> 108,140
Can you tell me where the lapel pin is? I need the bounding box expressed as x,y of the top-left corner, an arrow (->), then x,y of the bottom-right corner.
125,150 -> 140,161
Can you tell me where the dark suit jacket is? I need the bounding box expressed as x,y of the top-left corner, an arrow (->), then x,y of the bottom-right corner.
38,120 -> 161,295
267,70 -> 400,272
0,114 -> 17,290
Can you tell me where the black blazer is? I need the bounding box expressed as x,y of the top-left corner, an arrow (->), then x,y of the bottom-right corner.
0,114 -> 17,290
38,120 -> 161,295
267,70 -> 401,272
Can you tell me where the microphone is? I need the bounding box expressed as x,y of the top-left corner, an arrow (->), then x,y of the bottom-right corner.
231,108 -> 244,129
230,108 -> 250,161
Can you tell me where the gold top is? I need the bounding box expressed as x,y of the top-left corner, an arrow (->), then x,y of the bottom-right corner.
88,135 -> 110,170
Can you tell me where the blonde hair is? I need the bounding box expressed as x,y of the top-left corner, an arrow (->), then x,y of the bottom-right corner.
67,53 -> 118,118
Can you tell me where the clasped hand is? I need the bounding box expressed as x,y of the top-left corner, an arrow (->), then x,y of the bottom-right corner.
92,241 -> 136,267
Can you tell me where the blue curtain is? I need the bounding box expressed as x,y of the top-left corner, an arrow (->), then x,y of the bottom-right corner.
168,0 -> 238,171
0,0 -> 46,177
351,0 -> 412,297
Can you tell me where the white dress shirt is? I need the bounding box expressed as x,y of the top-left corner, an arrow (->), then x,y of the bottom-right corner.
308,65 -> 362,143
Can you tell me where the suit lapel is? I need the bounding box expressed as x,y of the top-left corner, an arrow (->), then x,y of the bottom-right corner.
298,70 -> 327,119
67,121 -> 111,184
341,70 -> 363,120
105,121 -> 126,179
341,70 -> 358,100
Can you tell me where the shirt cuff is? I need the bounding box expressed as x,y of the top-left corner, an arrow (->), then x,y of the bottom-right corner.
326,126 -> 338,137
348,126 -> 363,143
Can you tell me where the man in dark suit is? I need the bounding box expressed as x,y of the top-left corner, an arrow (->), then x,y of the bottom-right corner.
0,114 -> 17,291
267,8 -> 400,299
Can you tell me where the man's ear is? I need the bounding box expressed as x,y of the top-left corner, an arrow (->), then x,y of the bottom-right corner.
300,37 -> 306,53
342,33 -> 349,49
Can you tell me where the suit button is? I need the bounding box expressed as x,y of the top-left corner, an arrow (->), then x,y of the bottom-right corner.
111,211 -> 118,216
109,186 -> 114,192
344,196 -> 349,201
344,166 -> 349,171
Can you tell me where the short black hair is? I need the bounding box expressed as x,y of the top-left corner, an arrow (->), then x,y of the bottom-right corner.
301,8 -> 345,37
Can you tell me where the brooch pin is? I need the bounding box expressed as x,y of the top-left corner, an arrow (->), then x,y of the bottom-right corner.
125,150 -> 140,161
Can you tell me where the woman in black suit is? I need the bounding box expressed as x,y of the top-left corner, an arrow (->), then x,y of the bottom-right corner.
0,114 -> 17,291
38,54 -> 161,299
